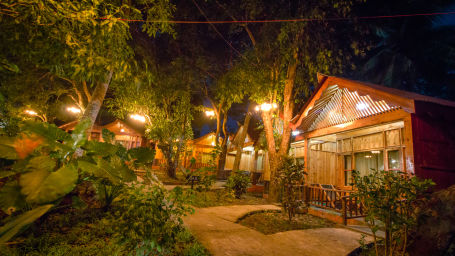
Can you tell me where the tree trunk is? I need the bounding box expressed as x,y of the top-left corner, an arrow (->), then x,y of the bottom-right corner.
233,104 -> 253,171
80,70 -> 113,131
261,49 -> 299,202
217,113 -> 228,178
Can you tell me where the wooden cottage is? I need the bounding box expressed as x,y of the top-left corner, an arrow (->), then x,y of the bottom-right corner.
291,74 -> 455,190
59,119 -> 146,149
225,123 -> 269,178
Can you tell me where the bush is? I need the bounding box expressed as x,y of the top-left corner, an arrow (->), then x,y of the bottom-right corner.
277,157 -> 306,221
226,171 -> 250,199
352,169 -> 434,256
0,120 -> 155,243
108,182 -> 194,255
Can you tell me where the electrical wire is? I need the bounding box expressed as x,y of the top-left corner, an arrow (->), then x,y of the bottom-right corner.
98,11 -> 455,24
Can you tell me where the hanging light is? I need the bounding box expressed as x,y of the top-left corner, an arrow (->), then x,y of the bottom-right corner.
292,130 -> 301,136
24,109 -> 38,116
205,110 -> 215,117
66,106 -> 81,114
255,106 -> 260,111
130,114 -> 146,123
260,103 -> 272,111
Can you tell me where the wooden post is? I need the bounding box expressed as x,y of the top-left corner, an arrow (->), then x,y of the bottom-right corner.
342,197 -> 347,225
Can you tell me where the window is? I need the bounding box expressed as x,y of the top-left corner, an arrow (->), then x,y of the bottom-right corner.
344,155 -> 352,186
387,150 -> 401,171
354,150 -> 384,177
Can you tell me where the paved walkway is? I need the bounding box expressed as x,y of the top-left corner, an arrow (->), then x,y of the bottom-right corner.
184,205 -> 371,256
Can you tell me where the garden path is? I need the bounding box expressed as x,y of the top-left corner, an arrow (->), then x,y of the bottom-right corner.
183,204 -> 371,256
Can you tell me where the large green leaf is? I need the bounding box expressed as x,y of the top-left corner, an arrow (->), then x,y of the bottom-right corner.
26,155 -> 56,172
70,119 -> 90,149
0,182 -> 26,214
22,121 -> 71,142
128,147 -> 155,164
0,137 -> 18,159
78,157 -> 136,183
78,160 -> 121,184
85,141 -> 119,157
19,165 -> 78,204
0,204 -> 53,244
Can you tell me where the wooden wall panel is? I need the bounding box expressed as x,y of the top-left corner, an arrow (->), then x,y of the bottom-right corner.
342,139 -> 352,152
353,132 -> 384,151
386,129 -> 400,147
308,149 -> 337,185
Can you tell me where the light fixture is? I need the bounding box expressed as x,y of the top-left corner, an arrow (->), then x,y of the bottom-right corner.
205,110 -> 215,117
260,103 -> 272,111
356,102 -> 369,111
292,130 -> 301,136
130,114 -> 146,123
371,150 -> 381,154
120,128 -> 125,132
255,106 -> 260,111
365,155 -> 372,158
211,141 -> 215,146
66,106 -> 81,114
272,103 -> 278,109
24,109 -> 38,116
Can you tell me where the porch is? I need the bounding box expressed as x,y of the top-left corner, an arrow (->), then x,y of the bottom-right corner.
294,184 -> 366,225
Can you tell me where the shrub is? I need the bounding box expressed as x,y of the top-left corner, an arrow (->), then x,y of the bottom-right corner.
277,157 -> 306,221
352,169 -> 434,256
0,120 -> 155,243
108,182 -> 193,255
226,171 -> 250,199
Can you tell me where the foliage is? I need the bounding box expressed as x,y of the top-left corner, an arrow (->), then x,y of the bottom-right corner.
352,169 -> 435,256
108,183 -> 194,255
226,171 -> 251,199
1,207 -> 207,256
354,0 -> 455,99
0,121 -> 155,243
277,157 -> 306,221
238,211 -> 335,235
185,190 -> 267,208
107,58 -> 195,178
187,147 -> 219,191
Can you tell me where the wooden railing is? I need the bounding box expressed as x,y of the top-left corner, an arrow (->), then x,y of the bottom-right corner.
292,185 -> 366,225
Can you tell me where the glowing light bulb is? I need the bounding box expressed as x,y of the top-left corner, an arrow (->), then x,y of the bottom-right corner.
66,107 -> 81,114
130,114 -> 146,123
25,109 -> 38,116
260,103 -> 272,111
205,110 -> 215,117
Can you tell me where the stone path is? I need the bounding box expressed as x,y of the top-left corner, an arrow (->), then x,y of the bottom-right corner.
184,205 -> 372,256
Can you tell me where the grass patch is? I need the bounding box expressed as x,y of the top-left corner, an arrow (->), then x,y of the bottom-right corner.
238,212 -> 336,234
3,208 -> 208,256
186,190 -> 269,208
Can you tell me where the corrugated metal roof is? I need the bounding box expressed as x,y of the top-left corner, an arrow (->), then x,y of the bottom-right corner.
299,85 -> 400,132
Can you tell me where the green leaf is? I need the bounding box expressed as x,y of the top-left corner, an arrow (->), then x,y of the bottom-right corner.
70,119 -> 90,148
0,137 -> 18,159
0,204 -> 53,244
85,141 -> 118,157
19,165 -> 78,204
128,147 -> 155,164
0,171 -> 16,179
26,155 -> 56,172
22,121 -> 71,142
101,128 -> 115,144
0,182 -> 26,214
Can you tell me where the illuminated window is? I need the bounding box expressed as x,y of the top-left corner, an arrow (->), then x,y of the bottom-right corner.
354,150 -> 384,177
387,150 -> 401,171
